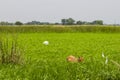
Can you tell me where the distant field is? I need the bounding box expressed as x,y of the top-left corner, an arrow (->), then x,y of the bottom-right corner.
0,26 -> 120,79
0,25 -> 120,33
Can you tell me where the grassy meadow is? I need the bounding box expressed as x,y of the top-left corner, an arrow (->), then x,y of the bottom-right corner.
0,25 -> 120,80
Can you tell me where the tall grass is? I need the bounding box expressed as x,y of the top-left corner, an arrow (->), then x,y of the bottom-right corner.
0,25 -> 120,33
0,36 -> 23,64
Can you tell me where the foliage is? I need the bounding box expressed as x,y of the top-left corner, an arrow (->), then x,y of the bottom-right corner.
15,21 -> 23,25
61,18 -> 75,25
0,36 -> 23,64
92,20 -> 103,25
25,21 -> 50,25
0,25 -> 120,33
76,20 -> 83,25
0,19 -> 104,25
26,21 -> 41,25
61,19 -> 66,25
0,21 -> 13,25
76,20 -> 103,25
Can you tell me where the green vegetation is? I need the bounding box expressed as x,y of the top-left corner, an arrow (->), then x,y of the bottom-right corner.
0,25 -> 120,33
0,37 -> 23,64
61,18 -> 75,25
0,25 -> 120,79
61,18 -> 103,25
15,21 -> 23,25
0,18 -> 104,25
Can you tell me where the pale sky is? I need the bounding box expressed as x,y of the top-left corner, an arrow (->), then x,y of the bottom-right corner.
0,0 -> 120,24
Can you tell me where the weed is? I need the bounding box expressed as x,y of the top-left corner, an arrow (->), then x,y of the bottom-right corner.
0,37 -> 23,64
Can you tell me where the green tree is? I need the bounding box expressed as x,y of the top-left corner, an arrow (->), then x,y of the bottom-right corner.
15,21 -> 23,25
76,21 -> 83,25
92,20 -> 103,25
0,21 -> 13,25
66,18 -> 75,25
61,19 -> 66,25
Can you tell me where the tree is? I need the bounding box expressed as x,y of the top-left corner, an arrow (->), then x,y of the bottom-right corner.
25,21 -> 50,25
76,21 -> 83,25
0,21 -> 13,25
66,18 -> 75,25
15,21 -> 23,25
92,20 -> 103,25
61,19 -> 66,25
28,21 -> 41,25
61,18 -> 75,25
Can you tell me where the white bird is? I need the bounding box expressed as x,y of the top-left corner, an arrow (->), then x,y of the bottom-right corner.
105,57 -> 108,64
43,41 -> 49,45
102,52 -> 105,58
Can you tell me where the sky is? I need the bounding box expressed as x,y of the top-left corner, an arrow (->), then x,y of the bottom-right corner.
0,0 -> 120,24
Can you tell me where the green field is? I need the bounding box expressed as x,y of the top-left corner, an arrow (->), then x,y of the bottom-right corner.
0,26 -> 120,80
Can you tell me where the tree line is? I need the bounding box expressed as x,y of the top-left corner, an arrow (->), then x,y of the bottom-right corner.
61,18 -> 103,25
0,18 -> 103,25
